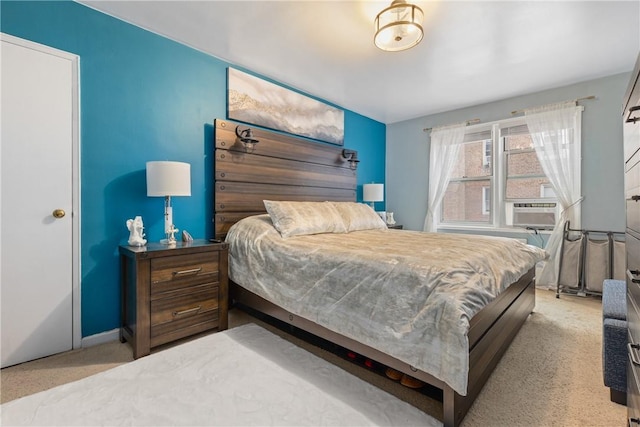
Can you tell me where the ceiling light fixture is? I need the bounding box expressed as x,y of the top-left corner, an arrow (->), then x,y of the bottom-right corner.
374,0 -> 424,52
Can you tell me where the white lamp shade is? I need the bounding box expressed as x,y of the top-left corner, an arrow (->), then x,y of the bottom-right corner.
146,161 -> 191,197
363,183 -> 384,202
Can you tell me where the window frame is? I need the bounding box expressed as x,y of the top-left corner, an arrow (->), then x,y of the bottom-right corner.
441,129 -> 494,226
437,111 -> 582,232
482,139 -> 491,167
482,186 -> 490,215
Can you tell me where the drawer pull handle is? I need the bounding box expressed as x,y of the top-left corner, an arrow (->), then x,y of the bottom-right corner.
629,343 -> 640,366
173,306 -> 201,317
627,105 -> 640,124
630,418 -> 640,425
632,195 -> 640,202
631,270 -> 640,276
173,267 -> 202,277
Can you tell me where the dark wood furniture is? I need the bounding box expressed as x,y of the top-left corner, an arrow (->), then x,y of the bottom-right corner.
213,117 -> 535,427
625,53 -> 640,425
119,240 -> 228,359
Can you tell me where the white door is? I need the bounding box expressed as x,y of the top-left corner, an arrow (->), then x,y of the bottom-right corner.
1,34 -> 80,367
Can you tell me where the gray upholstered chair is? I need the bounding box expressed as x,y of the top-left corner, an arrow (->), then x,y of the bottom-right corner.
603,279 -> 627,405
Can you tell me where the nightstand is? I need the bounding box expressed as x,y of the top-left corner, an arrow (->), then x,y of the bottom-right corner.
119,240 -> 228,359
387,224 -> 403,230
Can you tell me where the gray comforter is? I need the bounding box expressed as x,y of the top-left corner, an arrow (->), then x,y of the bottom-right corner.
226,215 -> 547,395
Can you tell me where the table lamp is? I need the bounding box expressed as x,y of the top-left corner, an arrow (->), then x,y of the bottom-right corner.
146,161 -> 191,244
363,183 -> 384,210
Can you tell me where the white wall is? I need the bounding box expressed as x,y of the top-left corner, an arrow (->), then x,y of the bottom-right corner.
386,73 -> 630,243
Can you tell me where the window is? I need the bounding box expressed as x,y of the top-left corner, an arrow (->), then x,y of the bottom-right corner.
502,124 -> 553,201
441,130 -> 493,224
437,114 -> 581,230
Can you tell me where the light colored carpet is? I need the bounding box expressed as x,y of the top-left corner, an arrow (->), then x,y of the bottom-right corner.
463,289 -> 624,426
1,289 -> 626,426
1,323 -> 436,426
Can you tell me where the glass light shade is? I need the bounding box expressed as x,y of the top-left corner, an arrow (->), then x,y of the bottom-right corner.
146,161 -> 191,197
374,0 -> 424,52
363,183 -> 384,203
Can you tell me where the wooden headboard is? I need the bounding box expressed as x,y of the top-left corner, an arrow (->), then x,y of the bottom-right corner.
213,118 -> 357,239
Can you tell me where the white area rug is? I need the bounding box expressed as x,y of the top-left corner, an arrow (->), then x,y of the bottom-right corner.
0,324 -> 439,426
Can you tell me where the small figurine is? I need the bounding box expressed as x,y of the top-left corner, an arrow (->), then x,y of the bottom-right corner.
126,216 -> 147,247
182,230 -> 193,242
386,212 -> 396,226
166,224 -> 179,245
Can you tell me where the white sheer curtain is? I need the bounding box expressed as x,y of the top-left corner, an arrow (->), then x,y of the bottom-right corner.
423,123 -> 466,232
524,102 -> 582,287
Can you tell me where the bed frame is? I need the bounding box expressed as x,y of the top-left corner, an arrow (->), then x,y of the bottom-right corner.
213,118 -> 535,427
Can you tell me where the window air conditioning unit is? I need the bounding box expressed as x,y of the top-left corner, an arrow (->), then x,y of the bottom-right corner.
512,202 -> 557,229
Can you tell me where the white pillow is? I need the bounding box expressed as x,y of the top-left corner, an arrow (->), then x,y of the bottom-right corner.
331,202 -> 387,232
263,200 -> 347,238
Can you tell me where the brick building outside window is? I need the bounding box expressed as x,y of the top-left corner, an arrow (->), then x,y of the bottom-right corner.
439,119 -> 567,229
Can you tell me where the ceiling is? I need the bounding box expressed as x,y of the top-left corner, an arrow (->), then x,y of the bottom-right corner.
78,1 -> 640,124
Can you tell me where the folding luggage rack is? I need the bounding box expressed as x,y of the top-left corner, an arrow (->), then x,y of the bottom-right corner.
556,222 -> 625,298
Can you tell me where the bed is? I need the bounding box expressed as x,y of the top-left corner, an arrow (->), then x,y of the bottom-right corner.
213,118 -> 547,426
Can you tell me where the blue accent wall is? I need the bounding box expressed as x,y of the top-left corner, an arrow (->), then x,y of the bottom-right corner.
1,1 -> 386,337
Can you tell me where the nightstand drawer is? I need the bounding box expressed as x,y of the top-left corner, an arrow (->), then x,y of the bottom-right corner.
151,252 -> 220,294
151,283 -> 219,327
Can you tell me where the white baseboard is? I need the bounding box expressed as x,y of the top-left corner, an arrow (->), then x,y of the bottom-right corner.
81,328 -> 120,348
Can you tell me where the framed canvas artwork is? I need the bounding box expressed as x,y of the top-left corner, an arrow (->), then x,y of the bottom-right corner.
227,67 -> 344,146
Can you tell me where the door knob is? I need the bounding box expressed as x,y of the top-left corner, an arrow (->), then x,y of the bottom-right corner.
52,209 -> 66,219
